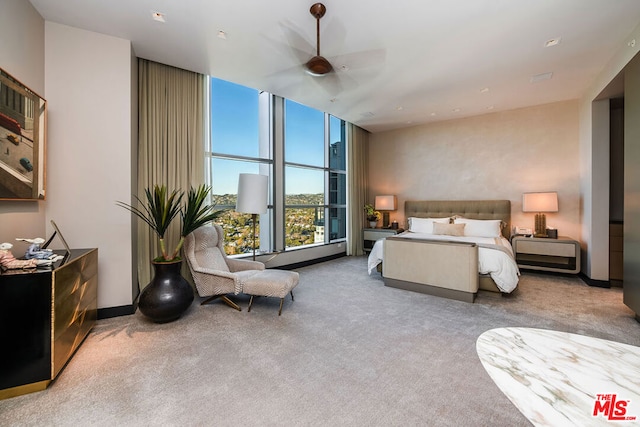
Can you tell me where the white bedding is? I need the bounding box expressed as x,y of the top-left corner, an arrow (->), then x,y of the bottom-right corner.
367,231 -> 520,293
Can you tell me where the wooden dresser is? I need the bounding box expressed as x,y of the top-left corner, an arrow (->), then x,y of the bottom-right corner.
0,248 -> 98,399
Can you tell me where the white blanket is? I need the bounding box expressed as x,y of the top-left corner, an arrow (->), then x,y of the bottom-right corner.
367,232 -> 520,293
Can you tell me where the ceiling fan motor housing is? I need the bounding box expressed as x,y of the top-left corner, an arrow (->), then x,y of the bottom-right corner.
310,3 -> 326,19
306,55 -> 333,75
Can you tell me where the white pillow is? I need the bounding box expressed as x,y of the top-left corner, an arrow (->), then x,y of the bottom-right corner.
408,216 -> 450,234
453,218 -> 502,238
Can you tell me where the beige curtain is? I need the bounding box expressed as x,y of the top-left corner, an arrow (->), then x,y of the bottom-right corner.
346,123 -> 369,256
137,59 -> 206,288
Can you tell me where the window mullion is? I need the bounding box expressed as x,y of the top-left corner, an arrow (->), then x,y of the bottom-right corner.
273,96 -> 285,252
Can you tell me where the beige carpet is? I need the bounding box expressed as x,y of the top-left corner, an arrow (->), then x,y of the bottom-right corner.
1,256 -> 638,426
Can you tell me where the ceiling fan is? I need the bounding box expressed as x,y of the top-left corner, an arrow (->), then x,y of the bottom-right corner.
266,2 -> 385,97
305,3 -> 333,76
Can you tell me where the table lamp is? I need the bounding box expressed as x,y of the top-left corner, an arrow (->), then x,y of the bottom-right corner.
522,192 -> 558,237
375,195 -> 397,228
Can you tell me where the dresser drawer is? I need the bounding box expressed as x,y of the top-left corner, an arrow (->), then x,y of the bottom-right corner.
512,236 -> 580,274
364,230 -> 396,241
363,228 -> 402,253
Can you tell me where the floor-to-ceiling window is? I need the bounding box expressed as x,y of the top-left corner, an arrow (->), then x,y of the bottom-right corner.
329,115 -> 347,241
208,79 -> 272,255
284,100 -> 325,248
207,77 -> 347,256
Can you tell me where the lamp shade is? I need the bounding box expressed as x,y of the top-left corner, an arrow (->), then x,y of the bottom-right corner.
522,192 -> 558,213
375,195 -> 397,211
236,174 -> 268,214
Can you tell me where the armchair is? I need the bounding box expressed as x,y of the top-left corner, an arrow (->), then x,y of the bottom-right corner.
184,224 -> 264,311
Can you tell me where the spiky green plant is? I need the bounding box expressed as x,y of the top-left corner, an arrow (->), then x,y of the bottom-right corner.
117,185 -> 183,261
118,184 -> 224,262
170,184 -> 225,260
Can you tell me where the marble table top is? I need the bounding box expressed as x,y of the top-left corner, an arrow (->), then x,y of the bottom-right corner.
476,327 -> 640,426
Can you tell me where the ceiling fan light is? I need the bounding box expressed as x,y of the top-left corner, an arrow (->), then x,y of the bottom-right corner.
306,55 -> 333,76
305,69 -> 326,77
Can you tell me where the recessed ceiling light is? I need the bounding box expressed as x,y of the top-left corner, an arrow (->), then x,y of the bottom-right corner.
396,106 -> 403,111
480,87 -> 490,93
151,11 -> 166,22
452,108 -> 461,113
330,98 -> 337,103
487,105 -> 495,110
430,112 -> 437,116
530,72 -> 553,83
217,30 -> 227,40
544,37 -> 561,47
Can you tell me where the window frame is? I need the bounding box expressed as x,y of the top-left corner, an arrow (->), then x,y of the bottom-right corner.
206,77 -> 347,257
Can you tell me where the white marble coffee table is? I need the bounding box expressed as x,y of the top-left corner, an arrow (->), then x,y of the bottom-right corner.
476,327 -> 640,426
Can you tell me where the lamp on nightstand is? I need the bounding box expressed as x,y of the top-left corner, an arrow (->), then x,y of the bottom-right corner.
375,195 -> 397,228
522,192 -> 558,237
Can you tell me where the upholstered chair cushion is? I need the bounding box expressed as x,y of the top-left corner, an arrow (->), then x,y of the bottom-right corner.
243,270 -> 300,315
196,247 -> 229,272
243,270 -> 299,299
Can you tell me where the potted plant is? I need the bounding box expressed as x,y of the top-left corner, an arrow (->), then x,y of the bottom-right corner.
117,184 -> 225,322
364,204 -> 381,228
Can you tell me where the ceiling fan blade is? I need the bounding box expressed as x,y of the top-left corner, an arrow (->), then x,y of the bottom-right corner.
329,49 -> 387,71
311,73 -> 342,96
277,20 -> 315,64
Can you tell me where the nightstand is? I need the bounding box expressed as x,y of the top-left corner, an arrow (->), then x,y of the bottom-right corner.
363,228 -> 403,253
511,236 -> 581,274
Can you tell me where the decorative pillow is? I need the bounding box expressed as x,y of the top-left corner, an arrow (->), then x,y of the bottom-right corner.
408,216 -> 451,234
453,218 -> 502,238
432,222 -> 466,237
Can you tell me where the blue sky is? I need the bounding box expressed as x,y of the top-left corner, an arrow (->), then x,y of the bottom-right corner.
210,78 -> 327,195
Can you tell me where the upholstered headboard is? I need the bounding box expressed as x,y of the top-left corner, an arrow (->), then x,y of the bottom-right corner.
404,200 -> 512,239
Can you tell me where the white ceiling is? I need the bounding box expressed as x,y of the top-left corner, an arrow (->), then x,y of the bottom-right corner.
28,0 -> 640,133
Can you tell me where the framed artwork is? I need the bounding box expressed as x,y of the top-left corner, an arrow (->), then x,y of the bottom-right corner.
0,67 -> 46,200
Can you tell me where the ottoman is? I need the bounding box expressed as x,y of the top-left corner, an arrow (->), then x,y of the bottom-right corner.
242,269 -> 299,315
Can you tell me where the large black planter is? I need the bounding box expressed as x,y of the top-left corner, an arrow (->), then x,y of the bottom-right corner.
138,260 -> 194,323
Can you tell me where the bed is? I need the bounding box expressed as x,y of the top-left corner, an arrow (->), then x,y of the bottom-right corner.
367,200 -> 520,302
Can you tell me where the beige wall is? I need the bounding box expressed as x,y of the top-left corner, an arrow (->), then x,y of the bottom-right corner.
0,0 -> 46,254
623,52 -> 640,315
368,100 -> 581,241
44,22 -> 136,308
579,22 -> 640,281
